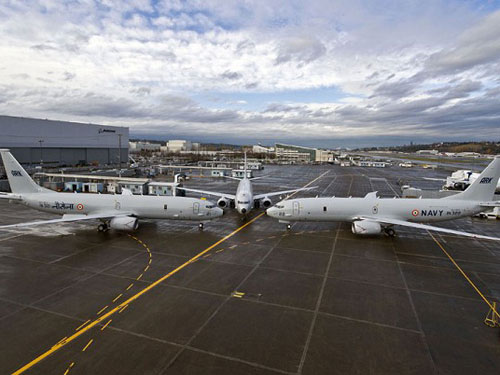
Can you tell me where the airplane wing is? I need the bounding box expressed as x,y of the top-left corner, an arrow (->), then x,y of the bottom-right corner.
0,212 -> 132,229
254,186 -> 317,200
360,216 -> 500,241
479,201 -> 500,207
177,187 -> 236,200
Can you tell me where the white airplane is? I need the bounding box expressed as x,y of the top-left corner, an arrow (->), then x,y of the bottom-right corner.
267,156 -> 500,241
179,153 -> 316,215
0,149 -> 223,232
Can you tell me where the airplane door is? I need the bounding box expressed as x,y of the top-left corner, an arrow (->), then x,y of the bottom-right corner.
193,202 -> 200,214
293,201 -> 300,215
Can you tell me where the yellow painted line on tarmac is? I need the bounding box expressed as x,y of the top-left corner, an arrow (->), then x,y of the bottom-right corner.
215,248 -> 224,253
126,283 -> 134,291
203,254 -> 211,258
62,362 -> 74,375
232,291 -> 245,298
100,319 -> 112,331
136,273 -> 143,281
75,320 -> 90,332
112,293 -> 122,303
118,304 -> 128,314
143,265 -> 149,272
12,172 -> 327,375
54,337 -> 67,347
229,245 -> 238,249
12,212 -> 265,375
81,339 -> 93,352
428,232 -> 500,320
96,305 -> 108,315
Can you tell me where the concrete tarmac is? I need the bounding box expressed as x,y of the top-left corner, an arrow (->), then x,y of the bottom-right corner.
0,164 -> 499,375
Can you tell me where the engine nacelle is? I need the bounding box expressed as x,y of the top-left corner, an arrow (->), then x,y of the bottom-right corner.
217,197 -> 230,208
109,216 -> 139,231
261,197 -> 272,208
351,220 -> 382,235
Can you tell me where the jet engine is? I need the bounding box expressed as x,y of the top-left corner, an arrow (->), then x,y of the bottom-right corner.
351,220 -> 381,235
261,197 -> 272,208
109,216 -> 139,231
217,197 -> 230,208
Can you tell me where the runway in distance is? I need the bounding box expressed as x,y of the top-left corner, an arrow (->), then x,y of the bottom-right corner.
179,153 -> 316,215
0,149 -> 223,231
267,156 -> 500,241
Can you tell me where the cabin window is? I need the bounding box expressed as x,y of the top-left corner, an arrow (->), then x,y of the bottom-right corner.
164,204 -> 168,210
323,206 -> 327,212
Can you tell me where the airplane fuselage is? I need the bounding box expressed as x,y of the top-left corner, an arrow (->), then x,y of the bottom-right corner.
235,178 -> 253,214
19,192 -> 221,221
267,197 -> 481,223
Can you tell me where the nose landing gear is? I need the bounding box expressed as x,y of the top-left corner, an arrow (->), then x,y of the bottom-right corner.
199,223 -> 204,230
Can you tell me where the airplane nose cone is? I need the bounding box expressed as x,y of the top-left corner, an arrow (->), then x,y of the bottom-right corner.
266,207 -> 276,217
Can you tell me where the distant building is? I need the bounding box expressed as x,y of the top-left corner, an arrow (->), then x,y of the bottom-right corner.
416,149 -> 439,155
275,143 -> 316,162
166,140 -> 192,152
315,149 -> 337,163
0,115 -> 128,166
252,145 -> 274,153
455,152 -> 481,158
129,141 -> 161,152
274,143 -> 336,163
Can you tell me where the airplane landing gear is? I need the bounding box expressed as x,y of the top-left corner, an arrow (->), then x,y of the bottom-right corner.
199,223 -> 204,230
384,227 -> 396,237
97,223 -> 109,232
286,224 -> 291,230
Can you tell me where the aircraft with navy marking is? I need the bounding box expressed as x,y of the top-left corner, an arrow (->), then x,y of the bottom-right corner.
178,153 -> 316,215
267,156 -> 500,241
0,149 -> 223,231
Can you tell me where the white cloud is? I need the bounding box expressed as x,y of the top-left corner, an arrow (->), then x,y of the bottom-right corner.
0,1 -> 499,146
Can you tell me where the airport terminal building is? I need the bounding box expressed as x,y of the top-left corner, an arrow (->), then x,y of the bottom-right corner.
0,116 -> 129,166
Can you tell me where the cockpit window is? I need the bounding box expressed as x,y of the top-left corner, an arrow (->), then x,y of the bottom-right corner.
206,205 -> 215,208
237,201 -> 250,204
275,205 -> 284,208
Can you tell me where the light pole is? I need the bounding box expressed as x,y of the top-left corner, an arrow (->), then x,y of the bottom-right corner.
38,139 -> 44,167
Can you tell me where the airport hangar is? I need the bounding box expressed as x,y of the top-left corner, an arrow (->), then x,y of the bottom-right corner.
0,115 -> 129,167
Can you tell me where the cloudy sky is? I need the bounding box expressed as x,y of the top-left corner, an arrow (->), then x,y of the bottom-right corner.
1,0 -> 500,147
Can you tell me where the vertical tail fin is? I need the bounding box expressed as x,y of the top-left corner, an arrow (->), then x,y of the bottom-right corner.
244,151 -> 248,179
0,149 -> 43,194
446,156 -> 500,201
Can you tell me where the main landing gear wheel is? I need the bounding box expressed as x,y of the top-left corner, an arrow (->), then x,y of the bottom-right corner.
385,228 -> 396,237
97,223 -> 108,232
199,223 -> 204,230
286,224 -> 291,230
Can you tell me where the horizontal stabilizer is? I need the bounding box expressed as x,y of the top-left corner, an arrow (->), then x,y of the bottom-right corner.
0,192 -> 22,200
